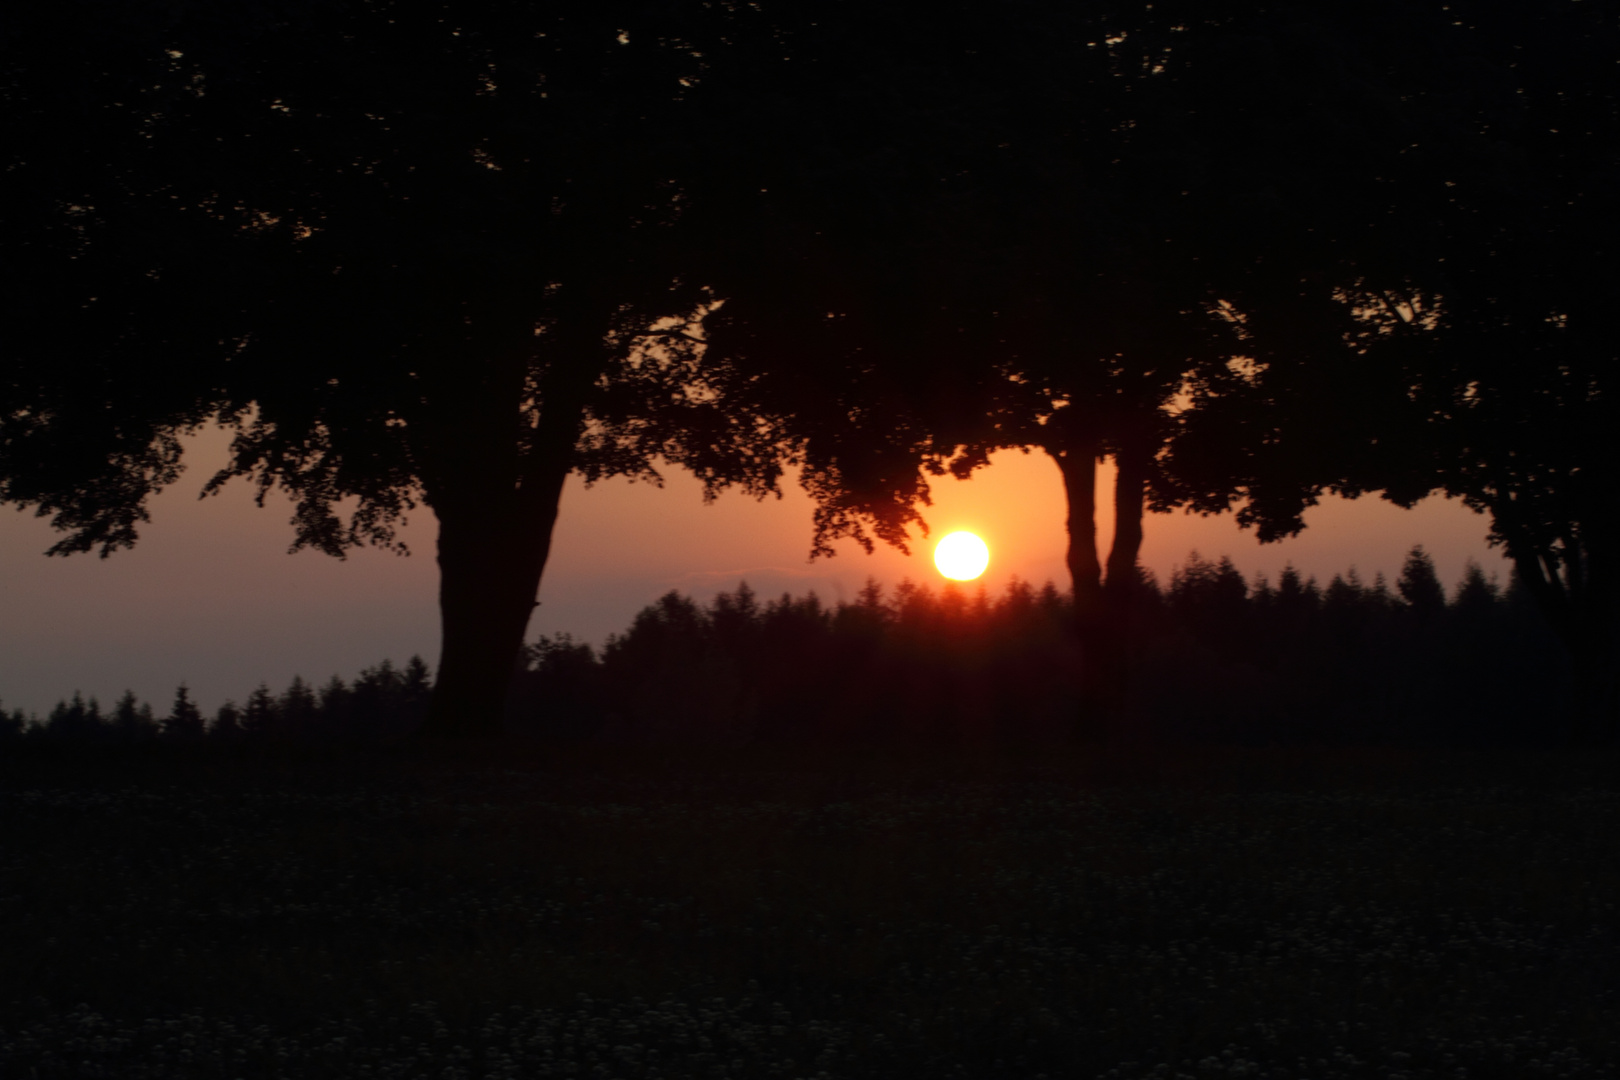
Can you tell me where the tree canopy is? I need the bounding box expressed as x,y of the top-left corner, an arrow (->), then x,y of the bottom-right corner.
4,0 -> 1615,742
5,0 -> 789,735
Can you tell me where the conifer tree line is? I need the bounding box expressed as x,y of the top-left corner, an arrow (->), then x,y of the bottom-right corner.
3,549 -> 1568,748
510,549 -> 1551,747
3,0 -> 1614,741
1,659 -> 432,746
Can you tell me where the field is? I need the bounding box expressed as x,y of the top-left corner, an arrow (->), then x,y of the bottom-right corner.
2,746 -> 1617,1079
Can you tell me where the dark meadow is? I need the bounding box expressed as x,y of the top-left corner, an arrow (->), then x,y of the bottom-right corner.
2,0 -> 1616,1076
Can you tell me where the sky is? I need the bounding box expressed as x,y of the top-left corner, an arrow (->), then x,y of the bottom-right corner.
0,424 -> 1509,717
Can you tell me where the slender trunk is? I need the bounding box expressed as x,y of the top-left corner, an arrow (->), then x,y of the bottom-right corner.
1049,444 -> 1102,617
1097,442 -> 1150,728
1104,444 -> 1148,601
1047,439 -> 1109,738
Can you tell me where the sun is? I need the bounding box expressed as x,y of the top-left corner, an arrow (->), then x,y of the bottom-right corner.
934,530 -> 990,581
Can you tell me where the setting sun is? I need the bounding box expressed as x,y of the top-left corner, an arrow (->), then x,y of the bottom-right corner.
934,530 -> 990,581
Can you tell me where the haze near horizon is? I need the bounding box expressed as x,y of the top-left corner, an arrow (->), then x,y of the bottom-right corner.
0,425 -> 1507,717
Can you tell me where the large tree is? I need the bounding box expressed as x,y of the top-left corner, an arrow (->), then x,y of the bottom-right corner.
3,0 -> 785,737
1377,0 -> 1617,743
697,1 -> 1431,725
1167,0 -> 1619,743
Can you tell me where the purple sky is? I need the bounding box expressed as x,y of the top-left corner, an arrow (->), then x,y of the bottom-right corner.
0,425 -> 1508,717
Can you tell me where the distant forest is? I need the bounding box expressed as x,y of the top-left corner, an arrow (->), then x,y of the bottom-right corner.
3,548 -> 1567,749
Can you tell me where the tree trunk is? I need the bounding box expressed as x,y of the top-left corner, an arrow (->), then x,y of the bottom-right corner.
416,305 -> 606,739
1049,443 -> 1102,617
421,463 -> 572,738
1104,443 -> 1149,601
1047,439 -> 1110,738
1509,543 -> 1617,747
1097,442 -> 1150,727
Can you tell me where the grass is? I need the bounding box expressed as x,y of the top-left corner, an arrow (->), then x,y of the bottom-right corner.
2,744 -> 1617,1078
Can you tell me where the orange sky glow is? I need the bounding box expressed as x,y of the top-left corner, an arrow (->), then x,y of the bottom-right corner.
0,425 -> 1508,715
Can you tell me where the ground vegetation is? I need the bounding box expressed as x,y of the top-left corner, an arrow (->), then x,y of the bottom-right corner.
2,751 -> 1615,1078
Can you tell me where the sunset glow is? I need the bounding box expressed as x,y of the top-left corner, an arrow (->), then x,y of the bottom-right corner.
934,531 -> 990,581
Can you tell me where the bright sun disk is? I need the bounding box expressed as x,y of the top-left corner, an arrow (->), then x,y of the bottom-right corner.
934,530 -> 990,581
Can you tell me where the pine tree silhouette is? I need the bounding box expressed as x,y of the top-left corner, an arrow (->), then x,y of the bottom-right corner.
112,691 -> 158,743
0,703 -> 24,742
279,677 -> 317,740
1452,559 -> 1501,617
1397,545 -> 1447,617
242,684 -> 278,739
212,700 -> 245,742
162,685 -> 205,741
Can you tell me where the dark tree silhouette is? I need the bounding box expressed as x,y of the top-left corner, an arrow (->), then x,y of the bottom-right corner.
2,0 -> 788,737
7,0 -> 1609,743
1166,1 -> 1618,742
1397,547 -> 1447,620
696,2 -> 1441,737
45,693 -> 103,743
241,685 -> 278,741
279,678 -> 318,741
687,2 -> 1005,560
161,685 -> 205,742
1408,1 -> 1619,743
0,554 -> 1564,748
1453,561 -> 1502,618
111,691 -> 159,744
2,4 -> 239,553
212,700 -> 244,743
492,560 -> 1560,748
